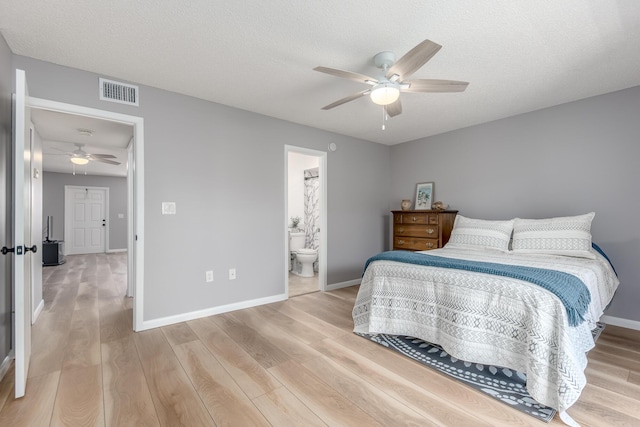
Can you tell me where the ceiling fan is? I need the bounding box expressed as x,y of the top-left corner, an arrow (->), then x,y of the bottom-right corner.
50,143 -> 121,166
313,39 -> 469,118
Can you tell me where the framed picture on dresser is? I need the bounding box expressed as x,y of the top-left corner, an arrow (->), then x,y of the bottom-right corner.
414,182 -> 434,210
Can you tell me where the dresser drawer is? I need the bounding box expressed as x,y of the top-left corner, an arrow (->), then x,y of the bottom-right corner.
397,213 -> 438,225
394,224 -> 438,238
394,237 -> 438,251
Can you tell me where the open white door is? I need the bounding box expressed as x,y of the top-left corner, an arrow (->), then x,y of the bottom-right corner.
13,69 -> 32,398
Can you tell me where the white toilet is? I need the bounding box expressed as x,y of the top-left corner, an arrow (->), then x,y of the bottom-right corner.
289,232 -> 318,277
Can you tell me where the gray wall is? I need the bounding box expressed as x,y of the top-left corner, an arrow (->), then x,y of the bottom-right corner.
390,86 -> 640,322
0,31 -> 12,368
42,172 -> 128,250
14,56 -> 391,321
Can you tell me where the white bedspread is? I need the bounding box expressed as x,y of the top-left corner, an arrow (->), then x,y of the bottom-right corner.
353,247 -> 619,412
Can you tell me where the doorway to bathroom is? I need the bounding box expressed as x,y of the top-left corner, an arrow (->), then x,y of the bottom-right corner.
285,146 -> 327,298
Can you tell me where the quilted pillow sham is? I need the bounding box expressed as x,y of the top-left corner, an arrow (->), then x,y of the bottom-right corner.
445,215 -> 514,252
511,212 -> 595,259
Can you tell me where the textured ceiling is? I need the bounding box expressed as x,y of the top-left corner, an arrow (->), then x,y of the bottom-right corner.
2,1 -> 640,145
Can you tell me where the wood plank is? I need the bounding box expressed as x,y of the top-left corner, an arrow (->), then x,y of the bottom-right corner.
101,336 -> 159,427
302,355 -> 435,426
225,309 -> 322,364
311,337 -> 514,427
252,386 -> 327,427
74,281 -> 99,311
267,300 -> 347,339
0,371 -> 60,426
173,340 -> 271,426
134,329 -> 214,426
62,306 -> 101,371
285,293 -> 354,331
252,304 -> 330,344
28,309 -> 73,378
161,322 -> 199,347
188,317 -> 282,399
333,333 -> 540,426
268,359 -> 384,427
99,300 -> 133,344
51,364 -> 104,427
211,312 -> 291,369
0,365 -> 15,416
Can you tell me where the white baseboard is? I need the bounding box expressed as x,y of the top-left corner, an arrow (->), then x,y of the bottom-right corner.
325,278 -> 360,291
601,315 -> 640,331
139,293 -> 288,331
0,353 -> 12,382
33,299 -> 44,324
106,248 -> 127,253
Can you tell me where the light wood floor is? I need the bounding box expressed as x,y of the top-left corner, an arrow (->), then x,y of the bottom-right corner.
0,253 -> 639,426
288,272 -> 319,297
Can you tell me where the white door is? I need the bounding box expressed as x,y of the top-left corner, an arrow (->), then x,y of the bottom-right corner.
13,69 -> 32,398
65,187 -> 107,255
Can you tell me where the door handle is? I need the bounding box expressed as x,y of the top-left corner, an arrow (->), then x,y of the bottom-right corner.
25,245 -> 37,253
2,245 -> 23,255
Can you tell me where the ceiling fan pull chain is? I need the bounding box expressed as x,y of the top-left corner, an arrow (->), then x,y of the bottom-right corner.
382,105 -> 386,130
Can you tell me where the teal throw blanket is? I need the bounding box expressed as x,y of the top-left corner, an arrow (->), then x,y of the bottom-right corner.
363,250 -> 591,327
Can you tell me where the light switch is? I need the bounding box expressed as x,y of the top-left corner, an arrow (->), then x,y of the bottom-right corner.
118,213 -> 124,219
162,202 -> 176,215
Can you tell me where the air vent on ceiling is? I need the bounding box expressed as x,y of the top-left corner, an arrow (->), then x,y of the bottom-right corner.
99,78 -> 139,106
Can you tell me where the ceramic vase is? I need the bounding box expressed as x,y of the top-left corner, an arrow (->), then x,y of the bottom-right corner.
401,199 -> 411,210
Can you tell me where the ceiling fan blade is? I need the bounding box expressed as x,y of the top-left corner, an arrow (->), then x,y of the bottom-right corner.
321,89 -> 371,110
386,99 -> 402,118
89,153 -> 117,159
402,79 -> 469,93
314,66 -> 377,85
92,158 -> 121,165
387,39 -> 442,81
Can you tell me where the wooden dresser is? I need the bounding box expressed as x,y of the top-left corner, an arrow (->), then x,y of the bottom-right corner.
392,210 -> 458,251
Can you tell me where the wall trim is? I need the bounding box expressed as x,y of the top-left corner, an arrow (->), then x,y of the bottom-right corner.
601,315 -> 640,331
32,299 -> 44,324
139,293 -> 288,331
0,354 -> 12,382
326,278 -> 360,291
106,248 -> 127,253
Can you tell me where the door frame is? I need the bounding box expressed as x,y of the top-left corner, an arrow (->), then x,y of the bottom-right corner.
284,145 -> 327,295
64,186 -> 109,255
27,96 -> 145,331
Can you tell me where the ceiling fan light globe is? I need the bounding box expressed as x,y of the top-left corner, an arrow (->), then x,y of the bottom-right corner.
70,157 -> 89,165
370,84 -> 400,106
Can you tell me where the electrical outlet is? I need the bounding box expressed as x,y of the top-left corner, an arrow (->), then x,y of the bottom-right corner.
228,268 -> 236,280
205,270 -> 214,282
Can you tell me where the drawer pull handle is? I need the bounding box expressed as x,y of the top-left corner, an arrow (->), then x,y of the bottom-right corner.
398,240 -> 405,245
412,217 -> 417,222
427,229 -> 434,234
398,227 -> 404,232
425,242 -> 434,248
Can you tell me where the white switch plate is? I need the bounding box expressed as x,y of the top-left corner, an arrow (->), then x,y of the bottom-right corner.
161,202 -> 176,215
118,213 -> 124,219
228,268 -> 236,280
205,270 -> 214,282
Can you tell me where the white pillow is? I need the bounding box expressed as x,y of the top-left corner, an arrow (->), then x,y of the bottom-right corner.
511,212 -> 595,259
445,215 -> 514,252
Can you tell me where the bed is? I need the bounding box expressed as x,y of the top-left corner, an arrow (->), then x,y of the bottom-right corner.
353,213 -> 619,425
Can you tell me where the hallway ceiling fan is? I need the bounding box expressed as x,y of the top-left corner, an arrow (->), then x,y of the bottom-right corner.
50,142 -> 121,166
313,39 -> 469,118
